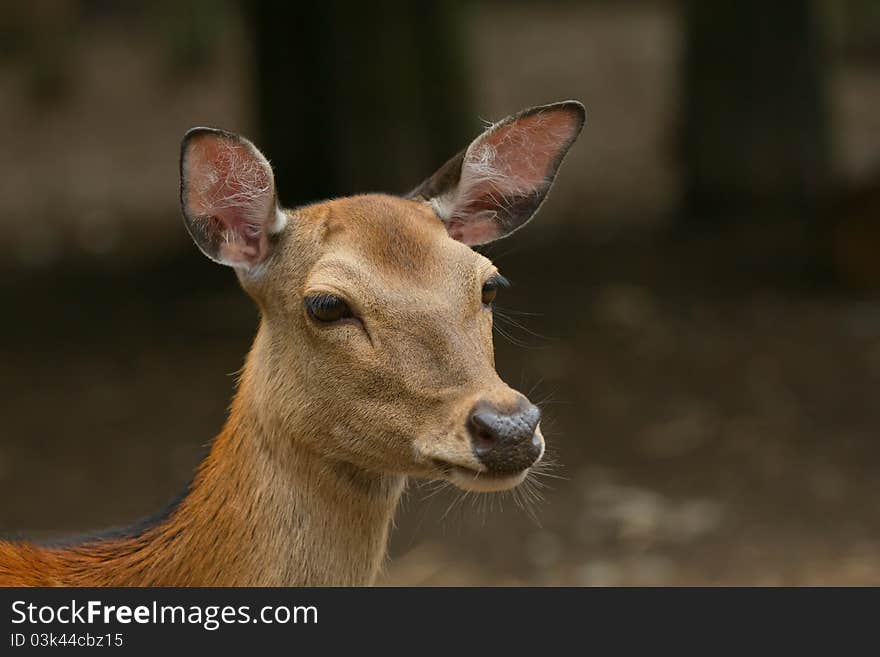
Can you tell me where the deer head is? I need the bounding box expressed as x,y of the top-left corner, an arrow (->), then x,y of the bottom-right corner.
179,101 -> 585,494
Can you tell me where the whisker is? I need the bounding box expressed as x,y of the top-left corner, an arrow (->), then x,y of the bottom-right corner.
494,305 -> 543,318
493,311 -> 555,342
531,469 -> 568,481
492,323 -> 533,348
420,480 -> 453,501
526,377 -> 546,399
513,479 -> 543,526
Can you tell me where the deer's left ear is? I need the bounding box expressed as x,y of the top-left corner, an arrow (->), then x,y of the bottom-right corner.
179,127 -> 286,272
408,101 -> 585,246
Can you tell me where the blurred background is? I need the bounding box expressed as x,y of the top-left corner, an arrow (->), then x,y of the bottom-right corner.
1,0 -> 880,585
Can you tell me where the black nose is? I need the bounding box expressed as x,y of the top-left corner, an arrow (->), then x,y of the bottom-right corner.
468,398 -> 542,474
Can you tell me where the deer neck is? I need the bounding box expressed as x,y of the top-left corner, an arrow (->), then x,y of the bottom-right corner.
176,398 -> 405,586
65,327 -> 405,586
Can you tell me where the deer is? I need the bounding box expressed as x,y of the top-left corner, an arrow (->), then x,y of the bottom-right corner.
0,101 -> 585,586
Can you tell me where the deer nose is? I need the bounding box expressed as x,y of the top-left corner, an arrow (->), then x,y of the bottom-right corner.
467,398 -> 542,474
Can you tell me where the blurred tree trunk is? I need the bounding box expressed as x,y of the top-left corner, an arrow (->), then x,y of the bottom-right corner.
247,0 -> 472,207
682,0 -> 831,222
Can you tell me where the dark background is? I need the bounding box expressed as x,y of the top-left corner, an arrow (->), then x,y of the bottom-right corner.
1,0 -> 880,584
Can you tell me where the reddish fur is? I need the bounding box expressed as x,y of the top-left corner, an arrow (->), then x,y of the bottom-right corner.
0,103 -> 583,586
0,418 -> 253,586
0,366 -> 400,587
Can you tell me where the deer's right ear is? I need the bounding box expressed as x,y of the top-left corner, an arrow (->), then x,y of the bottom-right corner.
179,127 -> 286,272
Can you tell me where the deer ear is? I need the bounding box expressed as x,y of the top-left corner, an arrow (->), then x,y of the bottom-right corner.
179,127 -> 286,271
409,101 -> 585,246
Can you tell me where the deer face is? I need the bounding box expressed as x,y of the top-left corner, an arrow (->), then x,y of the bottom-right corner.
179,102 -> 585,492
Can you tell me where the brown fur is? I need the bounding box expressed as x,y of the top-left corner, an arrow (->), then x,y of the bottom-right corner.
0,196 -> 519,586
1,102 -> 583,586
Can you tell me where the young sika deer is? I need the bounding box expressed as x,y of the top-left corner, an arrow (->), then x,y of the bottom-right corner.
0,101 -> 585,586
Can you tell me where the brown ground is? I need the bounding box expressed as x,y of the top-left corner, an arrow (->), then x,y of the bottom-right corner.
2,224 -> 878,586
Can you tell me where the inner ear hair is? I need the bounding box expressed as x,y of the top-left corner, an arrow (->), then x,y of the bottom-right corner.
406,101 -> 586,246
179,127 -> 284,271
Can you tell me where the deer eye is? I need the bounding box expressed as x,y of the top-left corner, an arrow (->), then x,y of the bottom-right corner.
481,275 -> 509,306
305,294 -> 353,323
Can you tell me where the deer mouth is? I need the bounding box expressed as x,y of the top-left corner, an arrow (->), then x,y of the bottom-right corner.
433,460 -> 530,493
